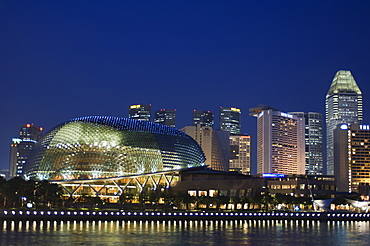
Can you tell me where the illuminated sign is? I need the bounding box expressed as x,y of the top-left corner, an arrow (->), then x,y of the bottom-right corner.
360,125 -> 370,130
262,173 -> 286,178
12,138 -> 22,144
130,105 -> 140,109
23,140 -> 37,143
231,107 -> 241,112
280,112 -> 293,119
340,124 -> 348,130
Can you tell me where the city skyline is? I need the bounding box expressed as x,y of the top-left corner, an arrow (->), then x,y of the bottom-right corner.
1,2 -> 370,171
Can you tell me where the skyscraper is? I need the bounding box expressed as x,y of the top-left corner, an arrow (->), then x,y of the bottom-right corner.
181,125 -> 229,171
20,123 -> 43,140
192,110 -> 214,128
250,106 -> 305,175
154,109 -> 176,128
289,112 -> 323,175
219,106 -> 241,134
326,70 -> 362,175
229,134 -> 251,175
9,124 -> 43,179
334,123 -> 370,193
129,104 -> 152,122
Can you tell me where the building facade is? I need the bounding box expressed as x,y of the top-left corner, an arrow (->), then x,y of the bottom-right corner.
129,104 -> 152,121
326,70 -> 362,175
266,174 -> 336,198
192,110 -> 214,128
229,134 -> 251,175
181,125 -> 229,172
289,112 -> 323,175
9,124 -> 43,179
334,123 -> 370,193
154,109 -> 176,128
250,106 -> 305,175
219,106 -> 241,134
24,116 -> 206,181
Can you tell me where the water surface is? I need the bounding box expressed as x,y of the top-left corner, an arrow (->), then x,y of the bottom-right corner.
1,220 -> 369,245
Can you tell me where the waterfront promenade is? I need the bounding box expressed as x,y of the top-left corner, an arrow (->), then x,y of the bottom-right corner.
1,209 -> 370,222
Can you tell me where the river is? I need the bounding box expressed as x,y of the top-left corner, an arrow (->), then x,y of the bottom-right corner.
1,220 -> 369,245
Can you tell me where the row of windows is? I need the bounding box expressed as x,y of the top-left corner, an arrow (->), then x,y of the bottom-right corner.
269,184 -> 336,190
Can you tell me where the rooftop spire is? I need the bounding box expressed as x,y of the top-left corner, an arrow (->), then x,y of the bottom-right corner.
327,70 -> 362,95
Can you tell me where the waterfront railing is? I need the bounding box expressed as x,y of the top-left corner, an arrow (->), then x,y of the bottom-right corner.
1,210 -> 370,222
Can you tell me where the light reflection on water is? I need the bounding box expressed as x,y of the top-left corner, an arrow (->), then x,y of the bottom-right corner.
1,220 -> 369,246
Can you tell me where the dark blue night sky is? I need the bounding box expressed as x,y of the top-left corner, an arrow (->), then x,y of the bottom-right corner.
1,1 -> 370,172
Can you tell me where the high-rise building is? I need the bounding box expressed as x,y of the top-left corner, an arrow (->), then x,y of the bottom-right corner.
192,110 -> 214,128
154,109 -> 176,128
334,123 -> 370,193
326,70 -> 362,175
9,124 -> 43,179
20,123 -> 43,140
219,106 -> 241,134
129,104 -> 152,121
250,106 -> 305,175
229,134 -> 251,175
289,112 -> 323,175
181,125 -> 229,171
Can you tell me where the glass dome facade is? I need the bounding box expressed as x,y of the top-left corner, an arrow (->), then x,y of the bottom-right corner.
24,116 -> 205,181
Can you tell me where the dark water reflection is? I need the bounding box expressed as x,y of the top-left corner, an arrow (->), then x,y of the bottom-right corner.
1,220 -> 369,245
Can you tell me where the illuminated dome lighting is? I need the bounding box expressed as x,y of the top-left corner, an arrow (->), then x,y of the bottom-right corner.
24,116 -> 205,180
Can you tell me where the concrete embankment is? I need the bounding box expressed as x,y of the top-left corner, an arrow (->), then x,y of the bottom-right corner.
1,210 -> 370,222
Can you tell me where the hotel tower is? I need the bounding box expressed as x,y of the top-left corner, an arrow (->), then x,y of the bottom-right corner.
326,70 -> 362,175
250,106 -> 305,175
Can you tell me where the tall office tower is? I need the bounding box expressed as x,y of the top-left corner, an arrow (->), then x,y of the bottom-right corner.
334,123 -> 370,193
289,112 -> 323,175
219,106 -> 241,134
229,134 -> 251,175
326,70 -> 362,175
20,123 -> 43,140
154,109 -> 176,128
250,106 -> 305,175
129,104 -> 152,121
181,125 -> 229,171
192,110 -> 214,128
9,124 -> 43,179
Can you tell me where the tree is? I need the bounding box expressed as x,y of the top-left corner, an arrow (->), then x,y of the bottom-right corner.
215,195 -> 230,210
262,193 -> 274,211
4,177 -> 35,208
249,194 -> 263,210
196,195 -> 213,209
174,192 -> 194,210
34,180 -> 64,208
230,197 -> 241,210
239,196 -> 250,210
274,193 -> 288,205
0,177 -> 7,208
